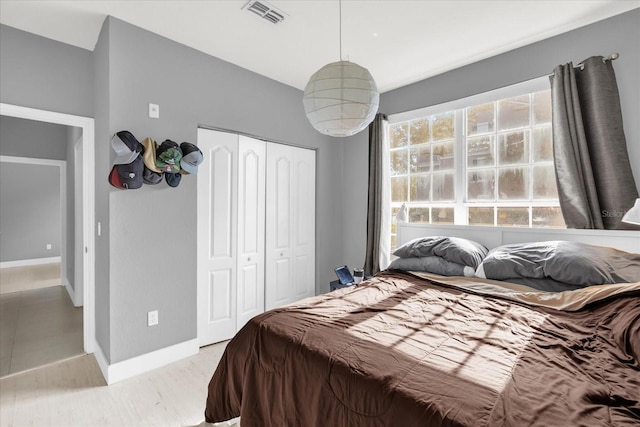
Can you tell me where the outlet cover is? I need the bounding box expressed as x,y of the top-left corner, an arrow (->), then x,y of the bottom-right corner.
148,310 -> 159,326
148,103 -> 159,119
46,244 -> 52,250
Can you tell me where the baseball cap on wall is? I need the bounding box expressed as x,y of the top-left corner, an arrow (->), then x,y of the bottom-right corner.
156,140 -> 182,173
165,171 -> 182,188
108,155 -> 144,189
112,130 -> 143,165
141,137 -> 162,173
179,142 -> 203,175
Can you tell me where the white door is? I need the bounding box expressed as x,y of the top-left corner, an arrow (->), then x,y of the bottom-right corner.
292,148 -> 316,300
265,144 -> 316,310
236,136 -> 266,331
197,129 -> 238,346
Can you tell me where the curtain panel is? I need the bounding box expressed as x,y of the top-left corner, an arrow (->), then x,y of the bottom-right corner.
364,113 -> 390,276
550,56 -> 639,230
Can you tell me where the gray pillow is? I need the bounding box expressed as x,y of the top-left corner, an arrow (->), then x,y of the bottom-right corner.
393,236 -> 489,268
388,256 -> 475,277
476,241 -> 640,286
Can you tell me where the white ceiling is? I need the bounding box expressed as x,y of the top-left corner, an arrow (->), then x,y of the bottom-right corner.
1,1 -> 638,93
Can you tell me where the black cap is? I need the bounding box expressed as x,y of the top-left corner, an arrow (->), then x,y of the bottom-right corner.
165,171 -> 182,188
108,156 -> 144,189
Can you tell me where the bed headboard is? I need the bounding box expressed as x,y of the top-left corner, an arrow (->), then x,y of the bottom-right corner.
396,223 -> 640,253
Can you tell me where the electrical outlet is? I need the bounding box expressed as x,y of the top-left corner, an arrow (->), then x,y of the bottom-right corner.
46,243 -> 52,250
148,310 -> 159,326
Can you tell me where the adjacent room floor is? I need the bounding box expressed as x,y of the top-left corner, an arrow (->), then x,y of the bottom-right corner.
0,341 -> 233,427
0,264 -> 83,377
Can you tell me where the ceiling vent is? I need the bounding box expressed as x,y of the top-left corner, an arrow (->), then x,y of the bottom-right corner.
243,0 -> 287,24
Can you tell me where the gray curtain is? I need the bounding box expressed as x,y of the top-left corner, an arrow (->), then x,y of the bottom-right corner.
364,113 -> 387,276
550,56 -> 639,230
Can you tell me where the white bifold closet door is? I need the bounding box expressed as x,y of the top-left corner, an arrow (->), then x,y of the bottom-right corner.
265,143 -> 316,310
197,129 -> 266,346
197,128 -> 315,346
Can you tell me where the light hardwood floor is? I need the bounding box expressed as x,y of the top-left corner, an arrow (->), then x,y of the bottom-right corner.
0,341 -> 233,427
0,263 -> 61,295
0,285 -> 83,376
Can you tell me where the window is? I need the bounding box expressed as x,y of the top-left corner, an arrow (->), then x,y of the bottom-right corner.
388,78 -> 564,249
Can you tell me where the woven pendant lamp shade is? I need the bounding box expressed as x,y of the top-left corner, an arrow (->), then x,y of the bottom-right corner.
303,60 -> 379,137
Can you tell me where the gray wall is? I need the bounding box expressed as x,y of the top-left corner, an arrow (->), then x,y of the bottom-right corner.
0,24 -> 93,117
341,9 -> 640,269
0,163 -> 61,262
66,126 -> 83,290
97,17 -> 343,363
93,20 -> 111,359
0,116 -> 69,160
0,115 -> 77,285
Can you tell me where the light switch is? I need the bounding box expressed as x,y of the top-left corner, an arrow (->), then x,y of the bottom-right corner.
148,103 -> 160,119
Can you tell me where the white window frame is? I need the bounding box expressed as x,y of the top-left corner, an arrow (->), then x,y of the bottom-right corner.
388,76 -> 558,227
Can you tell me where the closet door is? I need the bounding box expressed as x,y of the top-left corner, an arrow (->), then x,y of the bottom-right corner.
292,148 -> 316,300
236,136 -> 266,331
197,129 -> 238,346
265,144 -> 316,310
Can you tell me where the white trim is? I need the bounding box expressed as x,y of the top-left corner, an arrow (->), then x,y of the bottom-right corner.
1,102 -> 96,355
62,275 -> 82,307
0,155 -> 66,167
94,339 -> 199,385
397,223 -> 640,254
0,256 -> 61,269
389,76 -> 550,124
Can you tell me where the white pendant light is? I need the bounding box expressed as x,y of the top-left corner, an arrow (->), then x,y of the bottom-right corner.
303,0 -> 379,137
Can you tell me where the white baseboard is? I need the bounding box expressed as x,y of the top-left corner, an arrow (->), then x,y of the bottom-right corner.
0,256 -> 61,269
92,338 -> 199,385
63,277 -> 83,307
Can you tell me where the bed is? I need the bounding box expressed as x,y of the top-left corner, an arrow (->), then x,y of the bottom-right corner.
204,224 -> 640,426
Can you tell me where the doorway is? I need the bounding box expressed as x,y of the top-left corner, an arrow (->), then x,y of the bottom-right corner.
0,103 -> 95,362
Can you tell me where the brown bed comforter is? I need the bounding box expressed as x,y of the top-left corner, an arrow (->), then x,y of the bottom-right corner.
205,271 -> 640,426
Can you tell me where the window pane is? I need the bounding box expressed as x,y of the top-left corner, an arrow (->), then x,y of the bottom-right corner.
390,149 -> 408,175
410,145 -> 431,173
432,207 -> 454,224
532,207 -> 565,228
497,207 -> 529,227
533,90 -> 552,124
391,235 -> 397,252
410,118 -> 430,145
409,207 -> 429,223
498,131 -> 529,165
389,122 -> 408,148
468,207 -> 494,226
432,173 -> 455,201
533,165 -> 558,199
498,95 -> 530,131
467,136 -> 495,167
498,167 -> 529,200
432,112 -> 455,141
391,177 -> 407,202
432,141 -> 455,171
391,207 -> 399,234
410,175 -> 430,201
533,126 -> 552,162
467,169 -> 495,200
467,102 -> 495,136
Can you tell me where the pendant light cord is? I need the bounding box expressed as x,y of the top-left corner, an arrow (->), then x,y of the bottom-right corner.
339,0 -> 342,61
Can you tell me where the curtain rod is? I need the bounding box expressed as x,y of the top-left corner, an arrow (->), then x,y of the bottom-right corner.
547,52 -> 619,76
574,52 -> 619,70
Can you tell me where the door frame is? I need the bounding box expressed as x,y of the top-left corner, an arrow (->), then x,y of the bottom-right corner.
1,102 -> 96,354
